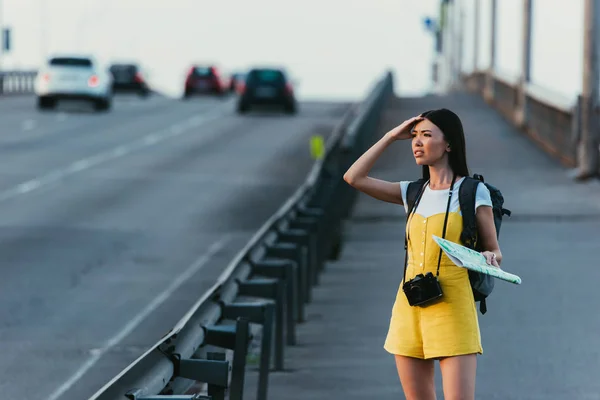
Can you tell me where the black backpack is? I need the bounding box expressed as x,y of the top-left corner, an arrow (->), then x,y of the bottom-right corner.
405,174 -> 511,314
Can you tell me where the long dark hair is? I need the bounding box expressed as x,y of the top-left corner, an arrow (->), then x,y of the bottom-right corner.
418,109 -> 470,180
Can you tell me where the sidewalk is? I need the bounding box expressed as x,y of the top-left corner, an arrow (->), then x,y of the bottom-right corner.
244,92 -> 600,399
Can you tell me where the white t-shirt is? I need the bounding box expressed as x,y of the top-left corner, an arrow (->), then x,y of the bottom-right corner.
399,177 -> 493,217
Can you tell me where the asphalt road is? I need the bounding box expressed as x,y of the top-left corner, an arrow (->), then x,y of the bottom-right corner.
0,93 -> 350,400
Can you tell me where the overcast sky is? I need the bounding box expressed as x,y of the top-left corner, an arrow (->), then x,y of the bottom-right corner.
0,0 -> 585,101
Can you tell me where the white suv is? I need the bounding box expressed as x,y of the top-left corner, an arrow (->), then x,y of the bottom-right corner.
35,55 -> 113,111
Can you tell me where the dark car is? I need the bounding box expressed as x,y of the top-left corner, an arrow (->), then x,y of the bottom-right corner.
237,68 -> 297,114
109,63 -> 150,97
184,65 -> 227,98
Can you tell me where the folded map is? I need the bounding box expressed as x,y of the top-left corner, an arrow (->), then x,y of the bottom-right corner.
432,235 -> 522,285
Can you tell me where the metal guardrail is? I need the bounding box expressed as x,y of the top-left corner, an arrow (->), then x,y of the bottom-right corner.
463,70 -> 592,169
0,70 -> 37,95
88,70 -> 395,400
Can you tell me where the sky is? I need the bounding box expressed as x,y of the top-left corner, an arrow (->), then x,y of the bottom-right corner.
0,0 -> 439,99
0,0 -> 587,102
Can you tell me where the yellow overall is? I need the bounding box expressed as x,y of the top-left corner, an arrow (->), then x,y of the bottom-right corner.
383,210 -> 482,359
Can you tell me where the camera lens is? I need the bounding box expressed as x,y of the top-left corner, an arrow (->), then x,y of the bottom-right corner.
409,285 -> 422,297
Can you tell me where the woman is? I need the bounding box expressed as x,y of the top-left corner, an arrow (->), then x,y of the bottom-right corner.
343,108 -> 502,400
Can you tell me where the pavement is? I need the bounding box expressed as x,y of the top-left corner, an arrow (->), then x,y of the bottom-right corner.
243,92 -> 600,400
0,94 -> 350,400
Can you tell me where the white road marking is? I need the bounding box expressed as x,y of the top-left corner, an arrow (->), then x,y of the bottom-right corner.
46,236 -> 230,400
0,110 -> 228,202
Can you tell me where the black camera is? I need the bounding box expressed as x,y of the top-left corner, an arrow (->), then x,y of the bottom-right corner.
403,272 -> 443,306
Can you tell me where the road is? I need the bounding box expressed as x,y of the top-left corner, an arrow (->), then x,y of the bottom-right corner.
0,93 -> 350,400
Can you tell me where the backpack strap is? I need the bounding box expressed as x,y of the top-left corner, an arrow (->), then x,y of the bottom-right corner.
405,179 -> 427,216
460,175 -> 492,315
458,176 -> 481,250
404,179 -> 427,254
480,298 -> 487,314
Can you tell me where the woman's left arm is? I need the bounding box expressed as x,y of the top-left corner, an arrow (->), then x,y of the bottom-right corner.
475,206 -> 502,267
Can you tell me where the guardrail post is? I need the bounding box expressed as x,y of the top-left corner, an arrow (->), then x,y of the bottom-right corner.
206,352 -> 228,400
230,318 -> 250,400
203,318 -> 250,400
288,217 -> 320,286
296,206 -> 330,262
308,168 -> 345,261
277,228 -> 313,303
221,301 -> 275,400
308,178 -> 344,262
248,259 -> 296,346
237,278 -> 285,371
265,242 -> 306,323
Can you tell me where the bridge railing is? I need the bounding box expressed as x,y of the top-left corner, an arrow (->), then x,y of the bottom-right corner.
0,70 -> 37,95
463,70 -> 590,169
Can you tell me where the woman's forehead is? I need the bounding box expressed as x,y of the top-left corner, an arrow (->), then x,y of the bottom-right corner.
413,119 -> 439,132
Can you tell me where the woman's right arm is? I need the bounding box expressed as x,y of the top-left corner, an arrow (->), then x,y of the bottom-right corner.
343,116 -> 421,205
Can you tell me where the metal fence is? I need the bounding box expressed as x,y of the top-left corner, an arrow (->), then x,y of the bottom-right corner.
463,70 -> 582,168
0,70 -> 37,95
88,71 -> 395,400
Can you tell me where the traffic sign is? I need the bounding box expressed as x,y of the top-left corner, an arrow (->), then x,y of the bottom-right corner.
423,16 -> 438,33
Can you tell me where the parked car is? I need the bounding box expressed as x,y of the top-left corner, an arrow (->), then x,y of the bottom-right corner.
34,55 -> 113,111
237,68 -> 297,114
109,63 -> 150,97
183,65 -> 228,98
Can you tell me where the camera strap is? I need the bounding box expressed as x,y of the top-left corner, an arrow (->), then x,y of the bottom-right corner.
435,174 -> 456,277
403,173 -> 456,283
